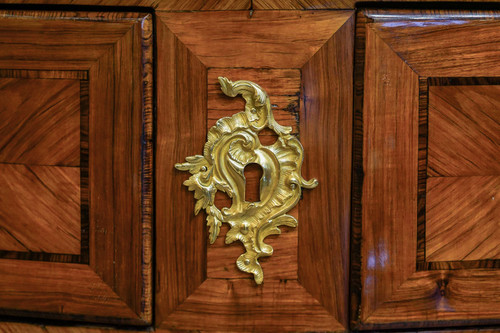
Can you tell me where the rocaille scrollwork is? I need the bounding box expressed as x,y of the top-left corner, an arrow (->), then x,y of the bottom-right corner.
175,77 -> 318,284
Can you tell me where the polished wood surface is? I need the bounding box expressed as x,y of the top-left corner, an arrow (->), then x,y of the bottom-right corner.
159,10 -> 352,68
0,77 -> 80,166
156,10 -> 353,331
428,85 -> 500,177
0,10 -> 153,324
352,9 -> 500,329
253,0 -> 354,8
162,279 -> 340,332
0,321 -> 149,332
0,164 -> 80,254
299,17 -> 353,326
426,176 -> 500,261
425,84 -> 500,263
361,22 -> 420,324
155,13 -> 207,329
0,0 -> 251,10
206,68 -> 301,281
1,0 -> 497,10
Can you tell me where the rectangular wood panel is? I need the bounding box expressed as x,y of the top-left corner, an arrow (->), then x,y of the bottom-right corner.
0,164 -> 80,254
426,176 -> 500,261
352,9 -> 500,330
0,76 -> 80,166
0,10 -> 153,324
428,85 -> 500,177
0,69 -> 89,264
156,10 -> 353,332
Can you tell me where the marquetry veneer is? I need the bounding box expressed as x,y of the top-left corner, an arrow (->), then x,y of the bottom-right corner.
0,10 -> 153,325
156,10 -> 353,332
352,9 -> 500,330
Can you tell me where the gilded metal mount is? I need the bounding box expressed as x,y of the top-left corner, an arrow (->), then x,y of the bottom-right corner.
175,77 -> 318,284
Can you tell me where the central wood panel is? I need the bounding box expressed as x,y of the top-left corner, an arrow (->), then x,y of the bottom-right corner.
156,10 -> 353,332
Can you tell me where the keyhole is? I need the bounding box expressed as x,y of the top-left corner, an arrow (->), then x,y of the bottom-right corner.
244,163 -> 263,202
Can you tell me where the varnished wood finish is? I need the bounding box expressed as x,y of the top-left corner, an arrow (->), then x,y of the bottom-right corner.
423,83 -> 500,267
252,0 -> 500,9
426,176 -> 500,261
0,77 -> 80,166
0,321 -> 150,332
2,0 -> 497,10
0,69 -> 89,264
156,10 -> 353,331
299,17 -> 353,326
253,0 -> 354,9
352,9 -> 500,330
428,85 -> 500,177
0,164 -> 80,254
0,0 -> 251,10
159,10 -> 352,68
0,11 -> 153,325
361,22 -> 420,325
161,279 -> 340,332
155,14 -> 207,328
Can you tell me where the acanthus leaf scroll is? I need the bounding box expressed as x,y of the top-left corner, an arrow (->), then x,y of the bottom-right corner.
175,77 -> 318,285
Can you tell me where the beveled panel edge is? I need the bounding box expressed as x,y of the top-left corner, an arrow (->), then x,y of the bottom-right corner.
0,10 -> 153,325
351,9 -> 500,330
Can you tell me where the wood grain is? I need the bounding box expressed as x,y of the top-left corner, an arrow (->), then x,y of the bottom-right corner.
253,0 -> 354,9
157,10 -> 352,68
364,269 -> 500,328
162,279 -> 344,332
353,9 -> 500,329
0,321 -> 150,332
427,85 -> 500,177
1,0 -> 496,9
155,15 -> 207,326
426,176 -> 500,261
207,219 -> 298,280
207,68 -> 300,137
0,78 -> 80,166
252,0 -> 500,8
156,10 -> 353,332
0,10 -> 153,324
0,164 -> 80,254
0,260 -> 141,323
0,0 -> 250,10
155,0 -> 250,10
299,14 -> 353,328
370,20 -> 500,77
360,25 -> 420,322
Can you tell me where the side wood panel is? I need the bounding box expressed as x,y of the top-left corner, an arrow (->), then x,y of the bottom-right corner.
0,10 -> 153,325
156,10 -> 353,332
352,9 -> 500,330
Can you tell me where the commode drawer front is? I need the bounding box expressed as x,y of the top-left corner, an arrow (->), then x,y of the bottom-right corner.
352,9 -> 500,330
0,10 -> 153,325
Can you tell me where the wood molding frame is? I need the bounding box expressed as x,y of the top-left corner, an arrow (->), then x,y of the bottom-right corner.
0,10 -> 153,325
156,10 -> 353,332
351,9 -> 500,330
